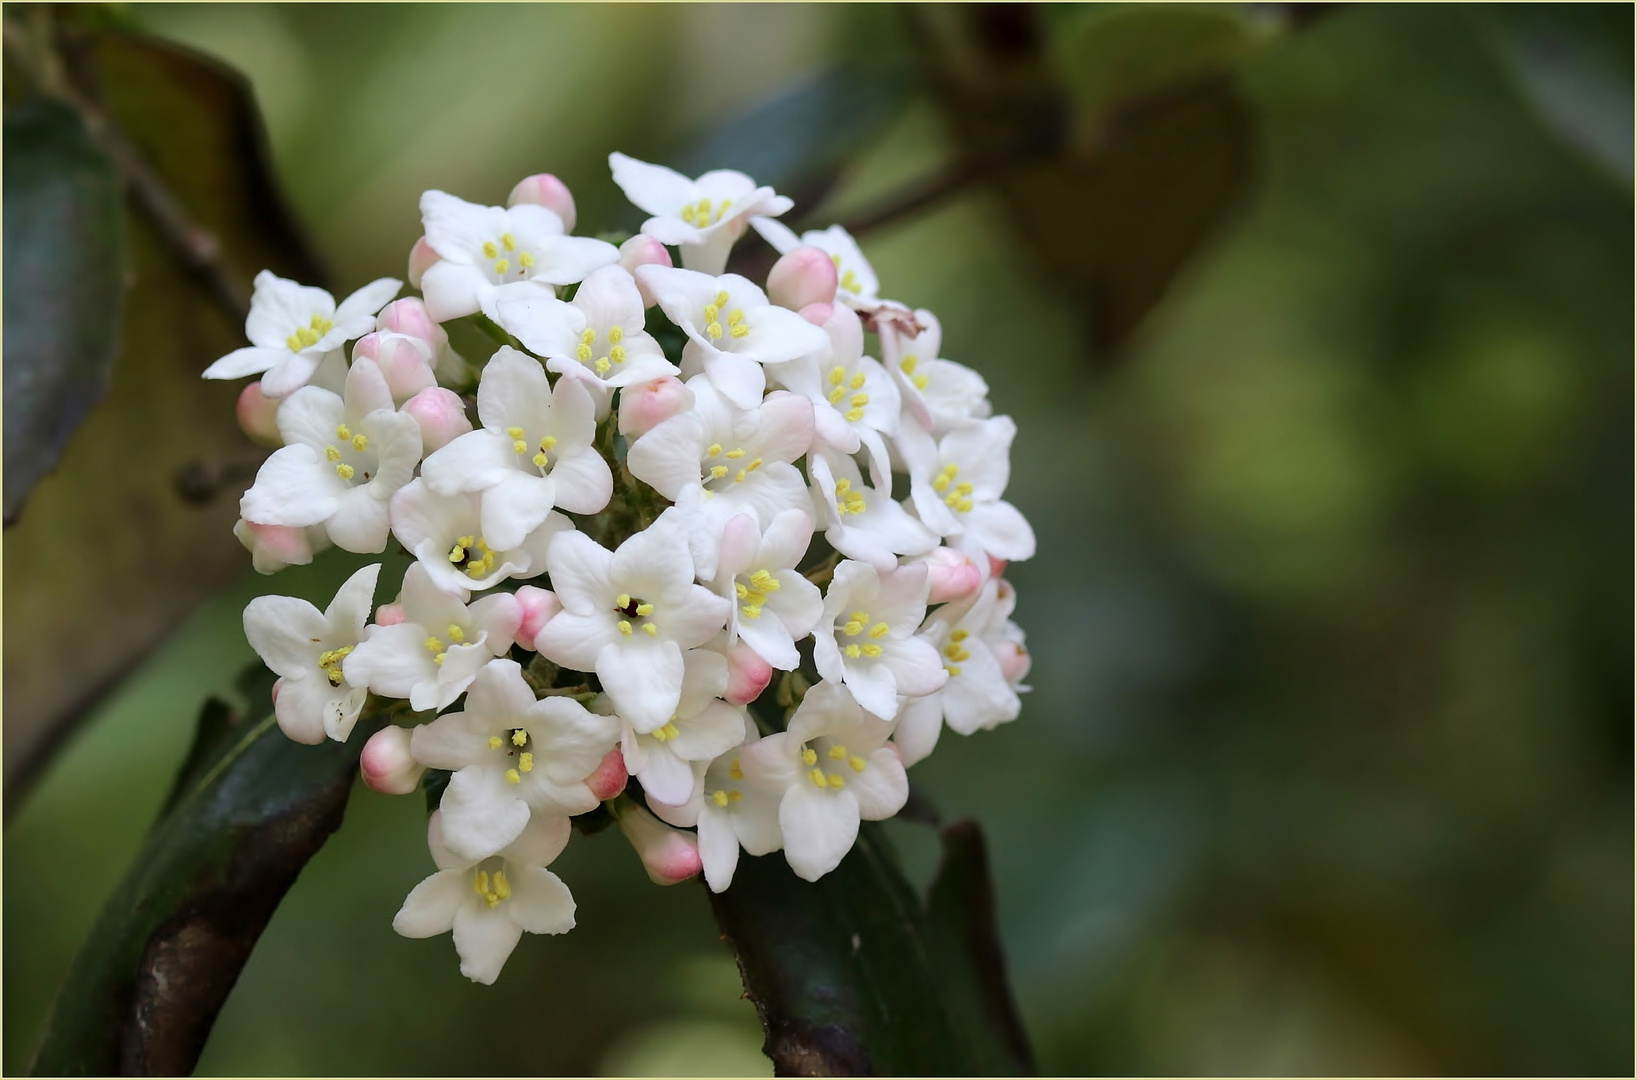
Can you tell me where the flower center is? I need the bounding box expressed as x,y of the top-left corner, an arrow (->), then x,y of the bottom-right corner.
323,422 -> 377,484
932,464 -> 974,513
422,623 -> 468,668
701,442 -> 764,490
486,727 -> 535,785
833,477 -> 867,517
898,353 -> 930,391
574,324 -> 627,377
837,610 -> 889,660
709,756 -> 747,807
506,426 -> 557,473
480,232 -> 536,283
317,645 -> 353,686
799,740 -> 866,790
286,313 -> 334,352
700,290 -> 749,343
826,365 -> 870,423
470,863 -> 512,908
734,569 -> 781,621
613,593 -> 659,638
680,196 -> 732,228
448,535 -> 498,580
942,628 -> 970,677
829,253 -> 864,297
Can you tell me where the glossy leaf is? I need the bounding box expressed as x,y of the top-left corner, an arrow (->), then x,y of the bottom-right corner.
26,665 -> 377,1077
2,96 -> 126,524
710,820 -> 1034,1076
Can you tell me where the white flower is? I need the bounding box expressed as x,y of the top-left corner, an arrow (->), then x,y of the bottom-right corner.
609,152 -> 793,275
899,416 -> 1036,565
343,563 -> 522,713
409,658 -> 619,861
739,681 -> 906,881
879,310 -> 991,436
613,648 -> 746,808
766,304 -> 899,464
892,577 -> 1024,766
389,479 -> 571,598
203,271 -> 401,397
750,218 -> 880,309
532,515 -> 732,734
636,265 -> 828,409
393,810 -> 575,985
651,727 -> 784,893
239,358 -> 423,554
243,563 -> 379,744
626,375 -> 815,579
813,560 -> 947,720
420,347 -> 611,551
491,264 -> 676,417
808,447 -> 938,572
711,509 -> 824,671
416,190 -> 618,326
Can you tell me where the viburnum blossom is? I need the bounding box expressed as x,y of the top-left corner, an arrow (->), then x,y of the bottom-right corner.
207,155 -> 1037,984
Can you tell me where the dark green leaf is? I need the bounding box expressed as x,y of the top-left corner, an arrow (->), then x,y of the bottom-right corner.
710,820 -> 1033,1076
2,96 -> 126,523
26,667 -> 376,1077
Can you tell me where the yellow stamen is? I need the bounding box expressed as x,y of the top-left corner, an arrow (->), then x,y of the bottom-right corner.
850,755 -> 866,772
483,241 -> 498,259
729,758 -> 744,780
869,622 -> 889,638
801,747 -> 817,766
519,752 -> 534,773
335,463 -> 355,480
501,233 -> 516,252
488,736 -> 503,750
618,620 -> 632,636
643,623 -> 658,636
506,768 -> 521,784
827,773 -> 845,789
512,729 -> 528,746
635,603 -> 654,616
810,767 -> 828,788
325,445 -> 342,462
609,326 -> 623,344
828,744 -> 847,760
712,789 -> 729,807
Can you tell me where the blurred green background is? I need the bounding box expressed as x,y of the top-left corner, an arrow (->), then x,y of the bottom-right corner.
6,3 -> 1631,1075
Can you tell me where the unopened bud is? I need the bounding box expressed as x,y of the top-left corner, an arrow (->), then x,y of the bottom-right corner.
617,802 -> 701,885
815,302 -> 864,362
508,173 -> 577,233
234,518 -> 316,574
235,381 -> 282,447
356,332 -> 437,404
797,301 -> 834,327
407,235 -> 439,289
402,387 -> 473,452
995,639 -> 1032,685
361,726 -> 426,795
587,747 -> 628,801
375,601 -> 406,626
989,556 -> 1008,580
620,235 -> 672,307
515,586 -> 562,649
922,547 -> 984,605
768,245 -> 838,310
723,640 -> 774,706
376,296 -> 447,348
619,375 -> 693,439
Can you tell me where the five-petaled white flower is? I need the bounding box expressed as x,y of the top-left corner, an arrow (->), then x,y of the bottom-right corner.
637,265 -> 828,409
343,563 -> 522,713
394,810 -> 576,985
610,153 -> 793,275
651,725 -> 785,893
421,347 -> 611,551
533,514 -> 732,734
239,358 -> 423,554
879,310 -> 991,437
739,681 -> 906,881
409,658 -> 618,861
416,190 -> 617,327
898,415 -> 1036,566
813,559 -> 947,720
243,562 -> 379,744
710,509 -> 824,671
766,303 -> 899,467
612,648 -> 746,808
807,447 -> 938,572
389,479 -> 572,598
203,271 -> 401,397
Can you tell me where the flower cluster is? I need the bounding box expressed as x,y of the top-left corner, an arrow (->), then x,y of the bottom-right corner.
210,155 -> 1034,984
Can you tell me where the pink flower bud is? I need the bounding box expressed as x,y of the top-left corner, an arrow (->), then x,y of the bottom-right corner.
617,803 -> 701,885
587,747 -> 628,801
361,726 -> 426,795
235,381 -> 282,447
620,235 -> 672,307
797,301 -> 834,326
238,520 -> 311,565
402,387 -> 473,452
375,601 -> 406,626
376,297 -> 448,349
507,173 -> 577,233
768,245 -> 838,310
407,235 -> 440,289
619,375 -> 694,439
923,547 -> 985,605
723,640 -> 774,706
995,640 -> 1032,685
989,556 -> 1008,579
356,332 -> 436,404
515,586 -> 562,649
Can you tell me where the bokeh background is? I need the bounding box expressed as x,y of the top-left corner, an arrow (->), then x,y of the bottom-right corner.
6,3 -> 1632,1075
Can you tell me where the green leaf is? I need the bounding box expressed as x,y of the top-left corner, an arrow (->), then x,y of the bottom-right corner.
2,96 -> 126,524
710,820 -> 1034,1076
26,667 -> 377,1077
3,28 -> 324,806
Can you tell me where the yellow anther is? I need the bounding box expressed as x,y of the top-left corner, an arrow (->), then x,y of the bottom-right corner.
727,308 -> 744,325
466,564 -> 487,580
489,735 -> 503,750
730,322 -> 750,339
618,620 -> 633,636
828,744 -> 848,760
326,668 -> 343,686
577,343 -> 593,362
595,356 -> 611,375
829,387 -> 847,405
635,603 -> 654,617
501,233 -> 516,252
862,644 -> 883,658
734,469 -> 747,482
956,482 -> 973,495
714,290 -> 729,306
706,443 -> 722,457
697,198 -> 712,219
286,333 -> 303,351
352,434 -> 368,451
459,535 -> 476,548
748,458 -> 762,471
295,326 -> 319,348
519,752 -> 534,773
609,325 -> 623,344
845,408 -> 864,421
946,664 -> 962,677
483,241 -> 498,259
335,463 -> 355,480
869,622 -> 890,638
540,435 -> 557,450
956,498 -> 974,512
829,366 -> 846,386
533,452 -> 549,467
336,424 -> 352,440
849,372 -> 865,390
741,604 -> 763,619
725,447 -> 746,459
901,355 -> 919,374
950,629 -> 969,642
850,755 -> 866,772
507,426 -> 524,438
914,374 -> 930,390
681,204 -> 697,225
710,465 -> 729,479
325,445 -> 342,461
842,620 -> 864,636
735,582 -> 750,599
433,653 -> 446,666
810,767 -> 828,788
474,871 -> 490,895
801,747 -> 818,766
835,478 -> 851,494
617,594 -> 632,608
493,259 -> 509,275
844,644 -> 861,659
579,328 -> 596,346
518,251 -> 535,269
851,393 -> 870,409
933,475 -> 951,494
750,570 -> 779,591
728,789 -> 743,802
729,758 -> 744,780
712,789 -> 729,808
703,303 -> 719,322
944,643 -> 970,662
706,321 -> 723,339
505,768 -> 521,785
425,636 -> 444,655
643,622 -> 658,636
512,729 -> 528,747
493,869 -> 511,899
828,773 -> 845,789
513,439 -> 529,454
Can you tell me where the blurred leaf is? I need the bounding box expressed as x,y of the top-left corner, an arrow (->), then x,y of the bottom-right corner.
710,820 -> 1034,1075
2,97 -> 126,524
26,667 -> 376,1077
2,29 -> 323,805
